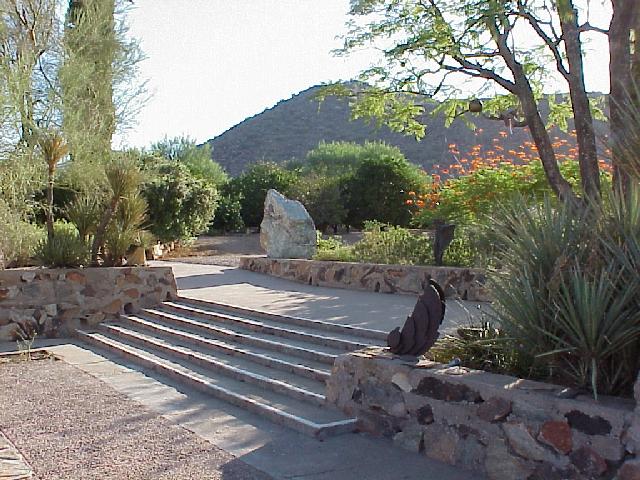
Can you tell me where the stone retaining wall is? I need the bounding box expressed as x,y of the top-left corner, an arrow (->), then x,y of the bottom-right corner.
0,267 -> 177,340
327,347 -> 640,480
239,256 -> 489,301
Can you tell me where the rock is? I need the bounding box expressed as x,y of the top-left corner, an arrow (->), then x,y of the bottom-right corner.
0,323 -> 23,341
413,376 -> 483,403
539,421 -> 573,455
477,396 -> 512,423
569,446 -> 607,478
485,439 -> 533,480
455,435 -> 485,472
260,189 -> 316,259
33,310 -> 47,325
391,372 -> 412,392
565,410 -> 611,436
65,271 -> 86,284
0,286 -> 18,300
618,459 -> 640,480
393,424 -> 423,452
20,271 -> 36,282
416,404 -> 434,425
503,422 -> 566,466
43,304 -> 57,316
423,424 -> 459,465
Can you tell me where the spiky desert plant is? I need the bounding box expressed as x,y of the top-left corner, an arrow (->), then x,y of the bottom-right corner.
91,153 -> 142,264
38,131 -> 69,240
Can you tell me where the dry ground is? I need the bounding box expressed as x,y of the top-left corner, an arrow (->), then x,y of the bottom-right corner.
0,357 -> 271,480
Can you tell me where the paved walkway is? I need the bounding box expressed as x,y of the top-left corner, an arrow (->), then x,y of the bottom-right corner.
159,260 -> 490,333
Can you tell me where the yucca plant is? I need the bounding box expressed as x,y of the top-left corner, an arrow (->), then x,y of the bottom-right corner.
103,193 -> 148,266
66,193 -> 103,242
38,131 -> 69,241
91,153 -> 143,264
486,189 -> 640,397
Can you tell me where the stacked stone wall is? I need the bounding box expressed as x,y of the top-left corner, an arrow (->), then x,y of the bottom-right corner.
0,267 -> 177,339
327,347 -> 640,479
240,256 -> 489,301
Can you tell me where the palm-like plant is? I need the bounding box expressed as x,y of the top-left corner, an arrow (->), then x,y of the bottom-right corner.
38,131 -> 69,240
91,153 -> 142,264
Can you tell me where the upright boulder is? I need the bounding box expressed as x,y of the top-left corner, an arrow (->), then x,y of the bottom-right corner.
260,189 -> 316,259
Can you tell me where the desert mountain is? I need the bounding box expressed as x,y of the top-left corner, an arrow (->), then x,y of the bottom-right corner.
205,84 -> 604,176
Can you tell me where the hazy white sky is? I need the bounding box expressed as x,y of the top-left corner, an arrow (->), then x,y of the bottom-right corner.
117,0 -> 612,149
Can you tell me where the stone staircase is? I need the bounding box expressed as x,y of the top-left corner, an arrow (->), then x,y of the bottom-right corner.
78,296 -> 387,439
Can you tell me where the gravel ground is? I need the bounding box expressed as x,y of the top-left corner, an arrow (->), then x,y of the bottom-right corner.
0,358 -> 272,480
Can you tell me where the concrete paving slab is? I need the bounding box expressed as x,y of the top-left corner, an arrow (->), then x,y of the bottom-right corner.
42,341 -> 483,480
156,261 -> 491,334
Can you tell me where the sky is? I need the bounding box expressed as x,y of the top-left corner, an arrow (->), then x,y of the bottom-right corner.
117,0 -> 613,149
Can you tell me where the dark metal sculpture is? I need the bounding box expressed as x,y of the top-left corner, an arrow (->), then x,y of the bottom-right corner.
387,279 -> 446,356
433,223 -> 456,266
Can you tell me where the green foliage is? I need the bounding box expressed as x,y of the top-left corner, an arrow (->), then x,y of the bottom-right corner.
292,173 -> 346,231
35,221 -> 89,268
342,145 -> 426,227
352,221 -> 432,265
0,201 -> 45,268
208,195 -> 245,234
428,322 -> 537,379
65,194 -> 103,240
143,160 -> 218,242
103,193 -> 147,266
414,161 -> 586,227
150,136 -> 228,186
227,162 -> 300,227
487,191 -> 640,397
304,141 -> 368,176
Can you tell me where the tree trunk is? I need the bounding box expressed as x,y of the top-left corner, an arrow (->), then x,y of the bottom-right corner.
46,166 -> 55,241
557,0 -> 601,199
609,0 -> 638,194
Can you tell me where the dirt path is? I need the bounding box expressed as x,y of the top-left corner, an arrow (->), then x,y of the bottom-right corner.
0,358 -> 271,480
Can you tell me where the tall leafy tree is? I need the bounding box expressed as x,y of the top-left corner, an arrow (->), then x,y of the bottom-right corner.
331,0 -> 630,201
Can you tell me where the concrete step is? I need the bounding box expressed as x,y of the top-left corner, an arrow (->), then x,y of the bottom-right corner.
103,321 -> 327,401
176,296 -> 388,341
78,330 -> 357,439
141,308 -> 340,365
158,301 -> 378,351
122,314 -> 331,383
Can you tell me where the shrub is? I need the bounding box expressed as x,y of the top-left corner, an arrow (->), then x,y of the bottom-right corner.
487,191 -> 640,397
352,221 -> 432,265
227,162 -> 299,227
292,173 -> 347,232
35,221 -> 89,268
143,161 -> 218,242
342,146 -> 426,227
0,203 -> 45,268
103,193 -> 148,266
208,195 -> 245,233
66,194 -> 103,241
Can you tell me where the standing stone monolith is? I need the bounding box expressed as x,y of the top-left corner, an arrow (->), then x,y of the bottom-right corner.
260,189 -> 317,259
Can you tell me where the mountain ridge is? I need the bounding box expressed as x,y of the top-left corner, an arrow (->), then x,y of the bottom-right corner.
205,84 -> 604,176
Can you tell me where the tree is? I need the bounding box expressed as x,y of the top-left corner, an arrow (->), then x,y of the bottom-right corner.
342,144 -> 426,227
332,0 -> 626,202
227,162 -> 300,227
150,136 -> 228,186
0,0 -> 61,148
143,160 -> 218,242
60,0 -> 145,169
292,173 -> 347,232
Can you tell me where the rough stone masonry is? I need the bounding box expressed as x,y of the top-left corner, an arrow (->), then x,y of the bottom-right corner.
327,347 -> 640,480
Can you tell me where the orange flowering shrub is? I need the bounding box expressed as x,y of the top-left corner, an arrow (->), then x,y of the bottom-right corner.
410,130 -> 613,226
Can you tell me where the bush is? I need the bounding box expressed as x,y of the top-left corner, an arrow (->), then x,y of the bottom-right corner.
292,174 -> 347,232
342,146 -> 426,227
103,193 -> 148,266
143,161 -> 218,242
486,191 -> 640,397
352,221 -> 432,265
35,221 -> 89,268
208,195 -> 245,233
0,204 -> 45,268
227,162 -> 299,227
